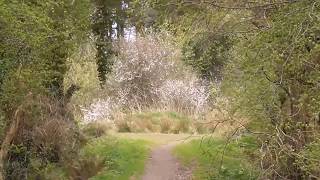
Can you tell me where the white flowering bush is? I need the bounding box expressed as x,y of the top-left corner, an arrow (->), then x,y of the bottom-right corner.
157,77 -> 209,114
81,98 -> 119,124
81,35 -> 210,124
109,36 -> 180,108
109,36 -> 210,113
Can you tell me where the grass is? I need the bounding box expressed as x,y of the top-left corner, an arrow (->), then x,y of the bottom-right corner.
83,136 -> 151,180
173,135 -> 259,180
115,111 -> 193,133
114,132 -> 201,145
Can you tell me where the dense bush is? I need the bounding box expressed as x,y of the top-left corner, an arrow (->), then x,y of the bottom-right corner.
182,33 -> 233,80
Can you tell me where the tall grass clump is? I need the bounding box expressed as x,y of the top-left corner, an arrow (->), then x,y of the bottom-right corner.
0,94 -> 84,179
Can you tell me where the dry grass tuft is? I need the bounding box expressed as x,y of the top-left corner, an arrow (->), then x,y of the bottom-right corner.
1,94 -> 84,179
66,156 -> 104,180
82,121 -> 111,138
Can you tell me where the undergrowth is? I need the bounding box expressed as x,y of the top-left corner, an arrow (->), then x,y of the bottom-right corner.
30,136 -> 151,180
173,135 -> 259,180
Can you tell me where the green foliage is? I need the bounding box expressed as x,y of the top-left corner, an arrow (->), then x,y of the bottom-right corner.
29,162 -> 68,180
1,0 -> 320,179
223,1 -> 320,178
0,0 -> 91,121
91,0 -> 129,84
130,0 -> 238,79
174,136 -> 259,180
182,33 -> 233,79
0,0 -> 90,178
0,0 -> 90,100
0,1 -> 50,94
297,138 -> 320,178
65,58 -> 100,105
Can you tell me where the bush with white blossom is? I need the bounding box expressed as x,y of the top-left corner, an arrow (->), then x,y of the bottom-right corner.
82,35 -> 210,123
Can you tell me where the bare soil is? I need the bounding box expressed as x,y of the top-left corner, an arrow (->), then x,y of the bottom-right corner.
141,142 -> 193,180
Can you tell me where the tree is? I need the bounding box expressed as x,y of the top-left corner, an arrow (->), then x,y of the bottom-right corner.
0,1 -> 90,178
91,0 -> 129,85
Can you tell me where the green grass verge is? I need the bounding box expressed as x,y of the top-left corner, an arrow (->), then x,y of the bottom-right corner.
173,135 -> 259,180
84,137 -> 151,180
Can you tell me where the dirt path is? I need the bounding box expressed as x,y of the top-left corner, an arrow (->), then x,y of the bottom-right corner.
115,133 -> 199,180
141,143 -> 192,180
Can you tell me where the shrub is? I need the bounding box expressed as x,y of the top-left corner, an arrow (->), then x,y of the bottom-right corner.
157,77 -> 209,115
108,36 -> 179,108
107,35 -> 209,113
